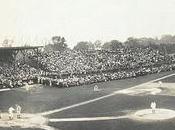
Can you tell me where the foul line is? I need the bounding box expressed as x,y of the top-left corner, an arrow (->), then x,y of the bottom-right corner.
40,92 -> 117,116
39,73 -> 175,116
49,115 -> 127,122
0,88 -> 11,92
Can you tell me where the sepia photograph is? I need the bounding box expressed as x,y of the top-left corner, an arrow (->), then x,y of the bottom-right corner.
0,0 -> 175,130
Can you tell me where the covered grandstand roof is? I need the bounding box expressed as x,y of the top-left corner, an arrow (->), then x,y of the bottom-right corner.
0,46 -> 43,51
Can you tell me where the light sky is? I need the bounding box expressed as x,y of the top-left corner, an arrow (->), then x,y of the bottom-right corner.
0,0 -> 175,48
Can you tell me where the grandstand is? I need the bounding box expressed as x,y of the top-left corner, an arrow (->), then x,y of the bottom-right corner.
0,46 -> 43,63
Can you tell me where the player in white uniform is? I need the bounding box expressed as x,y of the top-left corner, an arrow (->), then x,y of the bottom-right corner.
25,83 -> 29,91
49,79 -> 52,86
158,81 -> 162,87
151,102 -> 156,114
16,104 -> 22,119
8,107 -> 15,120
94,85 -> 100,91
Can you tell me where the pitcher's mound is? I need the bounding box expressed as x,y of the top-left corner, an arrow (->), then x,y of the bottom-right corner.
131,109 -> 175,121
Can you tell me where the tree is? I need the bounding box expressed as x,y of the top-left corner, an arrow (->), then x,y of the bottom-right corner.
44,36 -> 68,52
124,37 -> 140,48
73,41 -> 95,51
159,34 -> 175,44
102,40 -> 123,51
94,40 -> 102,50
52,36 -> 67,51
138,37 -> 158,48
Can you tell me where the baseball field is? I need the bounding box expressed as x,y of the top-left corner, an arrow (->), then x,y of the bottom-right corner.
1,71 -> 175,130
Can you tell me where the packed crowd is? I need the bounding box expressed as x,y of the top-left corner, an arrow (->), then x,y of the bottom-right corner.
0,63 -> 39,88
0,47 -> 175,88
39,63 -> 175,87
39,47 -> 174,74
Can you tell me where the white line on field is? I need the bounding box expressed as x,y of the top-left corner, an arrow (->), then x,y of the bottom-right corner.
115,73 -> 175,94
0,88 -> 11,92
40,92 -> 117,116
125,73 -> 175,89
39,73 -> 175,116
49,115 -> 127,122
